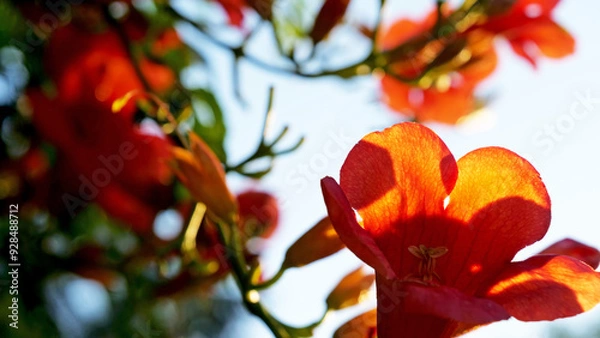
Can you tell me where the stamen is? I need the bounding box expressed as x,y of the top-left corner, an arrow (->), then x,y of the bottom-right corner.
405,245 -> 448,285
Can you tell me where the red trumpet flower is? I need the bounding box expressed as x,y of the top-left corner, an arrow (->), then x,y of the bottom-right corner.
237,190 -> 279,239
322,123 -> 600,338
215,0 -> 248,27
479,0 -> 575,67
378,13 -> 497,124
27,24 -> 175,233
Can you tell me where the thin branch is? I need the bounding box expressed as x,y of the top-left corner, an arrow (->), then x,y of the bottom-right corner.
212,217 -> 292,338
165,4 -> 376,79
370,0 -> 387,53
103,6 -> 152,92
434,0 -> 446,38
225,88 -> 304,177
252,266 -> 286,290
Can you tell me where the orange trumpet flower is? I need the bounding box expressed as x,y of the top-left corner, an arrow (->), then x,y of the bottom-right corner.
322,123 -> 600,338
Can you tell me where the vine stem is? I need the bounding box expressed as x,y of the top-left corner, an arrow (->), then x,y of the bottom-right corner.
252,266 -> 286,290
103,5 -> 191,148
370,0 -> 387,54
164,3 -> 380,79
212,215 -> 292,338
166,0 -> 488,84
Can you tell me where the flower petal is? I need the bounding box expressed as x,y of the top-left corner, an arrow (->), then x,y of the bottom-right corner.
416,85 -> 479,124
321,177 -> 397,279
170,133 -> 237,223
380,75 -> 413,113
441,147 -> 551,292
380,76 -> 479,124
479,0 -> 572,67
377,19 -> 422,51
506,18 -> 575,66
483,255 -> 600,321
459,30 -> 498,83
95,183 -> 158,232
538,239 -> 600,269
215,0 -> 247,27
376,278 -> 509,338
339,123 -> 458,276
333,309 -> 377,338
482,0 -> 560,32
402,283 -> 510,324
509,0 -> 560,17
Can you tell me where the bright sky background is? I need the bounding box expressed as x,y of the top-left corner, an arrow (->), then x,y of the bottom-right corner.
179,0 -> 600,337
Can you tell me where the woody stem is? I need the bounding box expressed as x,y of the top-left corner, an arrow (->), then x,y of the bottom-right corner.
212,216 -> 291,338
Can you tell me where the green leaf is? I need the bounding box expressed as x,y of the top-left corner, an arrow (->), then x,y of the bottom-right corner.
272,0 -> 311,55
0,1 -> 26,48
190,88 -> 228,163
70,204 -> 139,262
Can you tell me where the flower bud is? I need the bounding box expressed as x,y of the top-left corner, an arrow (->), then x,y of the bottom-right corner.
333,309 -> 377,338
538,238 -> 600,269
283,217 -> 345,268
326,267 -> 375,310
170,132 -> 237,223
309,0 -> 351,44
237,190 -> 279,239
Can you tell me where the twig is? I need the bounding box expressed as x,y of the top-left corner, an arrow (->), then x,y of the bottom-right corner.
225,88 -> 304,177
103,6 -> 152,92
212,216 -> 292,338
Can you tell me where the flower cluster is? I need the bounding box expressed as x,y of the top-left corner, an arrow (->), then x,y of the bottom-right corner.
23,6 -> 177,232
379,0 -> 574,123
